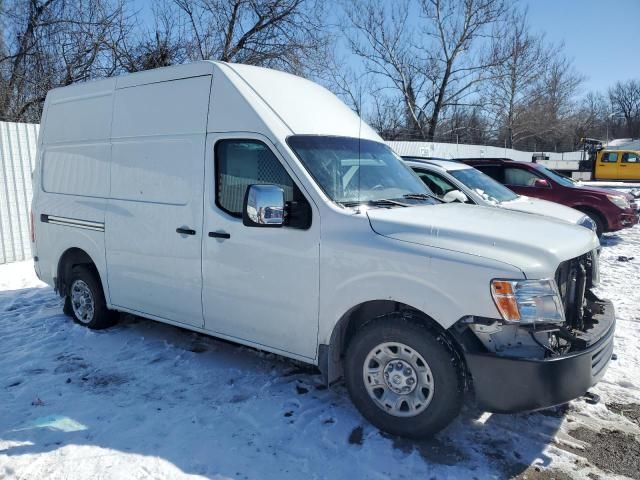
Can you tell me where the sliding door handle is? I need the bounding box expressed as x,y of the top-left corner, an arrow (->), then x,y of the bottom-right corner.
208,231 -> 231,239
176,227 -> 196,235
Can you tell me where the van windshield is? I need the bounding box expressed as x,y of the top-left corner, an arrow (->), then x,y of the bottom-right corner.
287,136 -> 435,207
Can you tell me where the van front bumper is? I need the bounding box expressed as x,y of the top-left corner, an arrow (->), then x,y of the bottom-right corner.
460,299 -> 615,413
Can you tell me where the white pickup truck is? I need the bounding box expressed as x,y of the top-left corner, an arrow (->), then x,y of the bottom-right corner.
31,61 -> 615,438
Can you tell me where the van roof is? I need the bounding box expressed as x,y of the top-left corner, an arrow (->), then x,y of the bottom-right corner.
219,62 -> 380,138
45,61 -> 382,141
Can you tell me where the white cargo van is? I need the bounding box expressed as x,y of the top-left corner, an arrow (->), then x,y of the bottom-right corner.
31,61 -> 615,438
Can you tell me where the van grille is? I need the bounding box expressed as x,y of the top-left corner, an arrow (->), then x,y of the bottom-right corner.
555,252 -> 595,330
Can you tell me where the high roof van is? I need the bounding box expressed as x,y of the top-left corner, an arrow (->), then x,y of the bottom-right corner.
31,61 -> 615,438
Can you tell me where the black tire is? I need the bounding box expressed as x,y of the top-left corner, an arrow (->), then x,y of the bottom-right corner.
65,265 -> 117,330
344,315 -> 463,438
579,209 -> 605,238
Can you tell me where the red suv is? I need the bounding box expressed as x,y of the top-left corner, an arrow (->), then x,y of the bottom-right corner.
460,158 -> 638,236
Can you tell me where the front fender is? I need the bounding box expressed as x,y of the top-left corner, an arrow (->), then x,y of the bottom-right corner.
318,232 -> 524,347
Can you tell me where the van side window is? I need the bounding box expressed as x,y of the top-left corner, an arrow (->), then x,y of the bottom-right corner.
622,152 -> 638,163
504,167 -> 540,186
215,139 -> 299,219
601,152 -> 619,163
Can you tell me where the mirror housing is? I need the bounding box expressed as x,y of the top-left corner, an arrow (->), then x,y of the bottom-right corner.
534,178 -> 550,188
243,184 -> 285,227
443,190 -> 469,203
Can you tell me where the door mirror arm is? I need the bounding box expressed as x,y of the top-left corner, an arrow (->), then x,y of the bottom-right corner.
285,200 -> 312,229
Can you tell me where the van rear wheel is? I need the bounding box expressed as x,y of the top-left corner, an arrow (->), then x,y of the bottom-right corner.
344,315 -> 463,438
65,265 -> 116,330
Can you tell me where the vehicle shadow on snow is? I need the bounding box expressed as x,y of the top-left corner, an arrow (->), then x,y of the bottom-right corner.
600,233 -> 624,247
0,302 -> 564,479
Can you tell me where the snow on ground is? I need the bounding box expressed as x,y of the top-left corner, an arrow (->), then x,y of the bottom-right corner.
1,227 -> 640,480
581,181 -> 640,190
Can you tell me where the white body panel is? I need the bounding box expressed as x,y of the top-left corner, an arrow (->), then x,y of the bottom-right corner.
201,133 -> 320,358
106,75 -> 211,326
367,204 -> 597,280
32,61 -> 598,368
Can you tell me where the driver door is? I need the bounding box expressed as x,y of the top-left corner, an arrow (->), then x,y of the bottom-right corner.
201,134 -> 320,359
596,151 -> 619,180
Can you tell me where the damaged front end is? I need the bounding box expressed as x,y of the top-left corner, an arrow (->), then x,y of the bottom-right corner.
451,250 -> 616,413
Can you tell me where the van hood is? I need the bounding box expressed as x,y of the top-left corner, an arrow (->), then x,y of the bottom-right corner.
367,203 -> 599,278
500,196 -> 585,225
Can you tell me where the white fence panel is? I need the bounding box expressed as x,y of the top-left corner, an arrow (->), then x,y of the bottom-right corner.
387,141 -> 583,163
0,122 -> 39,264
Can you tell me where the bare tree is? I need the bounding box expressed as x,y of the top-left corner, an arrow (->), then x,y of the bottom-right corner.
342,0 -> 424,137
483,7 -> 548,148
420,0 -> 507,140
0,0 -> 131,122
369,95 -> 407,139
315,50 -> 371,117
343,0 -> 507,141
609,79 -> 640,138
164,0 -> 328,75
115,2 -> 187,72
570,91 -> 608,144
516,55 -> 583,151
437,105 -> 491,144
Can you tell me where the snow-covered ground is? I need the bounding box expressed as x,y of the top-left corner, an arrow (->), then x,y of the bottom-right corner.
581,181 -> 640,190
1,227 -> 639,480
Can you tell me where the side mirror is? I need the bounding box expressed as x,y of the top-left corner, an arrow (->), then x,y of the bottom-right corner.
534,178 -> 550,188
243,184 -> 285,227
443,190 -> 469,203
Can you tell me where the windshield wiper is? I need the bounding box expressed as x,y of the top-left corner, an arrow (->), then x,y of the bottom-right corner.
403,192 -> 441,202
341,198 -> 409,208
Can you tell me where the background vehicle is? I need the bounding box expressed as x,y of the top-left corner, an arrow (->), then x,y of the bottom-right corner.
32,61 -> 613,439
577,138 -> 640,181
403,157 -> 597,232
594,149 -> 640,180
460,158 -> 638,236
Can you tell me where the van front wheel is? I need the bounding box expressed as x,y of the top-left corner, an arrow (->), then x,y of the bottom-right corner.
65,265 -> 116,330
344,316 -> 463,438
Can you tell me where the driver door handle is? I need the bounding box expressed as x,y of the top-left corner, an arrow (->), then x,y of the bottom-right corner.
176,227 -> 196,235
208,231 -> 231,239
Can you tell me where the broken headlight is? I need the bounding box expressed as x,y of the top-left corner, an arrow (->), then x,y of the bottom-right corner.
490,279 -> 565,325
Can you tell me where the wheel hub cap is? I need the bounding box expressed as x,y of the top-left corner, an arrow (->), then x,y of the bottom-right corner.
71,280 -> 95,324
362,341 -> 435,417
384,359 -> 417,394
